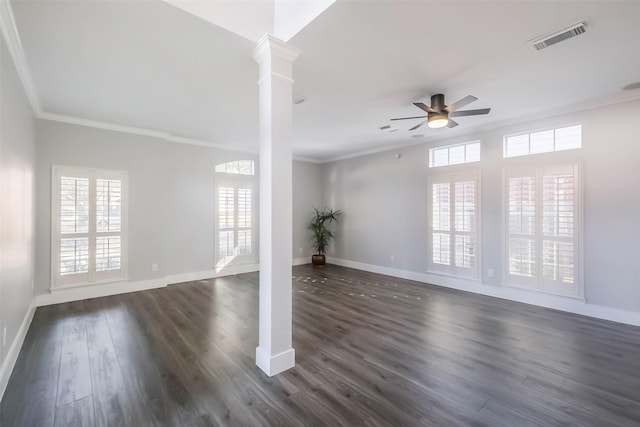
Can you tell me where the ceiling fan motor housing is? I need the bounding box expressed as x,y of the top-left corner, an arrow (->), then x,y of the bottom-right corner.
428,94 -> 449,128
431,94 -> 446,111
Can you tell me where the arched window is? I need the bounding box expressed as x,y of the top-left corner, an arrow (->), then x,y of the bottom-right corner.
214,160 -> 256,269
215,159 -> 254,175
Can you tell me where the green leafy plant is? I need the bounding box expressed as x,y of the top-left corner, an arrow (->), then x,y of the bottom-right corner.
308,207 -> 342,255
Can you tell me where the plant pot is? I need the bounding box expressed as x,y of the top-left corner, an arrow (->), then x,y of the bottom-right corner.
311,254 -> 326,266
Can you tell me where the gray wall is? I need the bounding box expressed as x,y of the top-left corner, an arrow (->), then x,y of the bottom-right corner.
293,160 -> 323,260
322,98 -> 640,313
0,37 -> 36,365
34,119 -> 322,294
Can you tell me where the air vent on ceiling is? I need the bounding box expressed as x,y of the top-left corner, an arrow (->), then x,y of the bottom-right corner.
528,19 -> 588,51
379,125 -> 398,133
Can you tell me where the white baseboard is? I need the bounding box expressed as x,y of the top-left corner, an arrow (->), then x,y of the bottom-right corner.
35,259 -> 308,307
256,346 -> 295,377
35,278 -> 167,307
326,257 -> 640,327
293,257 -> 310,266
167,259 -> 310,285
0,302 -> 36,401
166,262 -> 260,285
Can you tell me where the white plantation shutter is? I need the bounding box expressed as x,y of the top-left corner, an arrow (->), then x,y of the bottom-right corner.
431,182 -> 451,266
454,180 -> 476,272
95,179 -> 122,272
218,187 -> 235,261
541,166 -> 577,287
429,173 -> 479,278
53,167 -> 127,288
505,164 -> 581,296
237,188 -> 252,256
215,176 -> 256,267
59,177 -> 89,278
507,174 -> 536,283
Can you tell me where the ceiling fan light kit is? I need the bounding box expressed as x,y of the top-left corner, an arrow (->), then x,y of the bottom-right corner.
428,113 -> 448,129
391,93 -> 491,130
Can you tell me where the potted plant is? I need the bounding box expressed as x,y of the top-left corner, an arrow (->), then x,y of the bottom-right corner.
308,207 -> 342,266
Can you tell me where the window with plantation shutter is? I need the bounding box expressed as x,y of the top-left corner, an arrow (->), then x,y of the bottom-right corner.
428,172 -> 479,278
215,161 -> 256,268
52,166 -> 127,288
505,164 -> 581,296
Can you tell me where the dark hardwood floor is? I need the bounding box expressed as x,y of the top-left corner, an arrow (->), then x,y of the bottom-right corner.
2,264 -> 640,426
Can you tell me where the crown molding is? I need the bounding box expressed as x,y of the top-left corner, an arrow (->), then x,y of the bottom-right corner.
292,154 -> 322,164
0,0 -> 41,114
38,112 -> 258,154
38,111 -> 326,163
321,138 -> 429,164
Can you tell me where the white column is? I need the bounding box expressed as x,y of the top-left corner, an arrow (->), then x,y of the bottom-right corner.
252,34 -> 300,376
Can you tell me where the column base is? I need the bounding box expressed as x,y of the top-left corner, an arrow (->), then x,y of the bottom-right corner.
256,346 -> 295,376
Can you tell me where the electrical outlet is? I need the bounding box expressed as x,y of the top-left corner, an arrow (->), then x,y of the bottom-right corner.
2,327 -> 7,348
390,255 -> 395,263
152,263 -> 158,272
299,247 -> 303,254
488,268 -> 495,278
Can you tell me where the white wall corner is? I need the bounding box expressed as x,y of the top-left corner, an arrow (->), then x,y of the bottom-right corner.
0,302 -> 36,401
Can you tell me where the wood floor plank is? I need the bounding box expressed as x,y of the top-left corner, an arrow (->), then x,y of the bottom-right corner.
54,396 -> 95,427
104,297 -> 189,427
86,312 -> 126,397
56,315 -> 93,407
3,264 -> 640,426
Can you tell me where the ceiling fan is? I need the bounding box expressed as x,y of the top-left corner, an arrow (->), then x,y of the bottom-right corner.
391,94 -> 491,130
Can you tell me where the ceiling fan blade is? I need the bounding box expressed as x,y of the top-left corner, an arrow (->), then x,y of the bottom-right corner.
449,108 -> 491,117
413,102 -> 435,113
390,115 -> 427,121
409,120 -> 427,131
447,119 -> 459,128
445,95 -> 478,112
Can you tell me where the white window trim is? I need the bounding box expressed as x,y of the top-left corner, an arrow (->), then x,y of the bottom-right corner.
427,170 -> 481,279
502,162 -> 584,299
503,123 -> 582,158
51,165 -> 129,290
429,140 -> 481,168
214,170 -> 258,269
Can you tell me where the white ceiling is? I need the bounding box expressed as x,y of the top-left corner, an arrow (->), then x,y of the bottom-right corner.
9,0 -> 640,162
